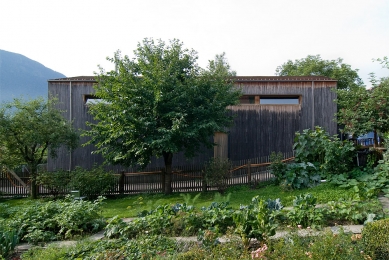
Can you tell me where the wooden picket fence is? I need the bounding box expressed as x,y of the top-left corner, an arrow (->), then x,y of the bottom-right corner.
0,152 -> 294,197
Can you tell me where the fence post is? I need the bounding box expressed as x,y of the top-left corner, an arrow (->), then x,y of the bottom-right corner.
161,169 -> 165,193
247,159 -> 251,184
202,170 -> 207,192
119,171 -> 125,194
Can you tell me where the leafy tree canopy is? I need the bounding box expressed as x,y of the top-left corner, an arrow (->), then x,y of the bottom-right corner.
0,97 -> 79,198
337,57 -> 389,143
275,54 -> 364,90
85,38 -> 241,194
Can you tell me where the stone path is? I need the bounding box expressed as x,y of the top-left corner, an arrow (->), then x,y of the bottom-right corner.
15,196 -> 389,253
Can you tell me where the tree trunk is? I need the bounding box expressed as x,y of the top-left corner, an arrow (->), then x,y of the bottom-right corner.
163,151 -> 173,194
374,130 -> 379,147
29,164 -> 38,199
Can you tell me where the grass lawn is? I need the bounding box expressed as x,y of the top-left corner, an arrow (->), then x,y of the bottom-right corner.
100,181 -> 357,218
0,182 -> 358,219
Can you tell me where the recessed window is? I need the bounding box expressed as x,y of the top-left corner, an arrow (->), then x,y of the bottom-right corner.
239,96 -> 259,104
260,96 -> 299,105
239,95 -> 300,105
84,95 -> 103,105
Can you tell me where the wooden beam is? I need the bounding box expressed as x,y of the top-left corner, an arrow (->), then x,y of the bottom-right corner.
5,166 -> 30,191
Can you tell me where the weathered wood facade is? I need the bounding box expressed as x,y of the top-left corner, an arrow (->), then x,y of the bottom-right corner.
229,76 -> 337,160
47,76 -> 337,171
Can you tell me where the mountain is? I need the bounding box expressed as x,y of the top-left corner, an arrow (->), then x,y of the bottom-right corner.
0,50 -> 66,103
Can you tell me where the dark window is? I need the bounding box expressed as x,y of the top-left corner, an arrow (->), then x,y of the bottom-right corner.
260,96 -> 299,105
239,95 -> 300,105
84,94 -> 102,105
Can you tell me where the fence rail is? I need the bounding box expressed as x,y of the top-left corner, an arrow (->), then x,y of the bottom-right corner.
0,152 -> 294,197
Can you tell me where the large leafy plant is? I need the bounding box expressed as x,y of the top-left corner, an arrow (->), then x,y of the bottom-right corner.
293,126 -> 355,177
233,196 -> 279,249
280,162 -> 321,190
286,194 -> 324,228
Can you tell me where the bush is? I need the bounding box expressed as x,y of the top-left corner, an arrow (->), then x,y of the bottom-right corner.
293,126 -> 330,164
37,170 -> 70,196
266,228 -> 365,259
22,236 -> 178,260
286,194 -> 324,228
269,152 -> 287,185
0,228 -> 19,259
69,166 -> 118,198
7,196 -> 105,244
362,218 -> 389,259
280,162 -> 321,190
293,126 -> 356,177
204,158 -> 232,193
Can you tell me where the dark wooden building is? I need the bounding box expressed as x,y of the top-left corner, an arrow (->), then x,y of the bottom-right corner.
47,76 -> 337,171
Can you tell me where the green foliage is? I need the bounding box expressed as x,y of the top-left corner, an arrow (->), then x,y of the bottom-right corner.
200,201 -> 234,233
233,196 -> 279,249
22,236 -> 178,260
330,154 -> 389,200
69,166 -> 118,198
36,170 -> 71,196
204,157 -> 232,192
0,97 -> 79,199
266,228 -> 365,259
322,138 -> 355,176
180,192 -> 201,205
362,218 -> 389,259
85,38 -> 241,194
293,126 -> 330,164
197,228 -> 220,249
293,126 -> 355,177
275,54 -> 364,91
6,196 -> 105,244
338,58 -> 389,140
324,199 -> 383,224
0,229 -> 19,259
286,194 -> 324,228
280,162 -> 321,190
269,151 -> 287,185
37,166 -> 118,198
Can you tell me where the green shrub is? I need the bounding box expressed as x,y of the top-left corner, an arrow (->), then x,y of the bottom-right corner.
204,157 -> 232,193
22,236 -> 178,260
233,196 -> 279,249
293,126 -> 356,177
286,193 -> 324,228
266,228 -> 365,259
293,126 -> 330,164
280,162 -> 321,190
69,166 -> 118,198
269,151 -> 287,185
0,229 -> 19,259
322,138 -> 356,177
7,196 -> 105,244
325,199 -> 384,224
362,218 -> 389,259
36,170 -> 71,196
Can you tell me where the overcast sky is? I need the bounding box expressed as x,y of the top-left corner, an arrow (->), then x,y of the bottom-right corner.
1,0 -> 388,87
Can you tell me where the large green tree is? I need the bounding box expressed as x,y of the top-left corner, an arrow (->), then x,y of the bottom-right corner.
275,54 -> 364,90
0,98 -> 79,198
337,57 -> 389,145
85,38 -> 241,194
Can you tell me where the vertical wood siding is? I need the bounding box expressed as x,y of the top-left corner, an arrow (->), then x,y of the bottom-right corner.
47,78 -> 336,171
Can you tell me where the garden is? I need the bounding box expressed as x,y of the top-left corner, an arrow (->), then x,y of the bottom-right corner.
1,127 -> 389,259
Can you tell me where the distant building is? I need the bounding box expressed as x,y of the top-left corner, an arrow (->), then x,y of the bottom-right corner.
47,76 -> 337,171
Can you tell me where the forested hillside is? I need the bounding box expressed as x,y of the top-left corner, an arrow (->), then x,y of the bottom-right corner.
0,50 -> 65,103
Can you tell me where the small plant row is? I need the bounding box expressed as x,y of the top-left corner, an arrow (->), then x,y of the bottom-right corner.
19,196 -> 389,260
104,193 -> 384,248
0,196 -> 105,249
